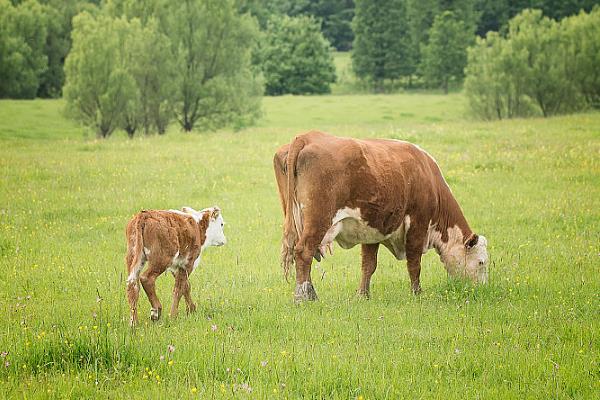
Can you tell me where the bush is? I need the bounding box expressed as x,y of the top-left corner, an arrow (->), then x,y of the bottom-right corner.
0,0 -> 48,99
259,14 -> 336,95
63,13 -> 137,138
465,8 -> 599,119
420,11 -> 472,94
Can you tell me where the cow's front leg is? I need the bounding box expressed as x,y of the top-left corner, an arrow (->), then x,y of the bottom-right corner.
405,240 -> 426,295
294,243 -> 318,302
358,243 -> 379,298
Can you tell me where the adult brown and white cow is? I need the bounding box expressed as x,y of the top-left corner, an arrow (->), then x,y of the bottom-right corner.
273,131 -> 489,302
125,206 -> 226,325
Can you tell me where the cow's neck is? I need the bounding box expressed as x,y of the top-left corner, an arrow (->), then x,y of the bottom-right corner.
428,185 -> 473,273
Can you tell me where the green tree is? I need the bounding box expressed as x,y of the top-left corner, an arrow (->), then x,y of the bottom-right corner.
276,0 -> 356,51
63,12 -> 138,137
465,8 -> 596,119
420,11 -> 471,93
352,0 -> 413,91
35,0 -> 97,98
168,0 -> 263,132
0,0 -> 48,98
507,9 -> 578,116
563,8 -> 600,108
464,32 -> 535,119
259,14 -> 336,95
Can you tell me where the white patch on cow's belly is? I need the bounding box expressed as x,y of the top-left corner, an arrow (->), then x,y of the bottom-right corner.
320,207 -> 411,259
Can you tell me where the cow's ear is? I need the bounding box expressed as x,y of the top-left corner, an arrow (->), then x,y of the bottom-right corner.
211,206 -> 221,219
465,233 -> 479,249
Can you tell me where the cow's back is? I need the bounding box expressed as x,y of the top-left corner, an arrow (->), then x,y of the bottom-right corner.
285,133 -> 441,236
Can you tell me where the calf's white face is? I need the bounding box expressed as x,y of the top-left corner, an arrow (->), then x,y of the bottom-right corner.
181,206 -> 227,248
204,207 -> 227,248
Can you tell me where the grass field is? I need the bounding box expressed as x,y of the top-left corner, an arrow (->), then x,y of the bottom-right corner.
0,94 -> 599,399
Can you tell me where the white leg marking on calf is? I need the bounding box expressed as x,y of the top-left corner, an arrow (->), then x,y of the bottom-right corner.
192,255 -> 201,271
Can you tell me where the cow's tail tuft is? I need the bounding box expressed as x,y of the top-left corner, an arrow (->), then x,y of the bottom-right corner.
281,136 -> 306,279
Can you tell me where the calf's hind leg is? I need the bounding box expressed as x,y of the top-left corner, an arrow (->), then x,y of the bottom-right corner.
140,266 -> 165,321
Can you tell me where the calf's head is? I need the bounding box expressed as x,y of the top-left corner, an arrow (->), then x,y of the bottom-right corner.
182,206 -> 227,247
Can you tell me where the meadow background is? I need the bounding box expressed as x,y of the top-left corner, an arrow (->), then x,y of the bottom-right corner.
1,85 -> 599,398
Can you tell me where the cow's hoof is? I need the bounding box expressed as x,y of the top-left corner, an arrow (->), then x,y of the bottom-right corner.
357,289 -> 370,299
412,286 -> 422,295
294,282 -> 318,302
150,308 -> 161,321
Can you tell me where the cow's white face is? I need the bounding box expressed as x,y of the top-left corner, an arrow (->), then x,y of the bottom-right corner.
202,206 -> 227,248
461,235 -> 489,283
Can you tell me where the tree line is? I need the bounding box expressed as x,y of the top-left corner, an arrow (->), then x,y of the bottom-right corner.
1,0 -> 599,135
350,0 -> 599,92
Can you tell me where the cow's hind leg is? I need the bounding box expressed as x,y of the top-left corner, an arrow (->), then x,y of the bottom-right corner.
293,236 -> 320,302
358,243 -> 379,298
140,265 -> 165,321
294,217 -> 332,302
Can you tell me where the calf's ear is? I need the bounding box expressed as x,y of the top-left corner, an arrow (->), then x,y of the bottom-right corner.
211,206 -> 221,219
465,233 -> 479,249
182,206 -> 196,214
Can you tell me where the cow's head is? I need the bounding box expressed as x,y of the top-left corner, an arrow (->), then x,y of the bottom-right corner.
461,234 -> 489,283
182,206 -> 227,247
441,232 -> 489,284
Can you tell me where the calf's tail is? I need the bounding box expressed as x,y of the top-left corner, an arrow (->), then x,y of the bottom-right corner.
125,214 -> 146,283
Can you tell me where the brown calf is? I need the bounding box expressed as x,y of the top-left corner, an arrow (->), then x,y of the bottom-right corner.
125,206 -> 226,325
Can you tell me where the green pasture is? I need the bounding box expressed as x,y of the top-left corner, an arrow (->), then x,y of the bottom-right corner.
0,94 -> 598,399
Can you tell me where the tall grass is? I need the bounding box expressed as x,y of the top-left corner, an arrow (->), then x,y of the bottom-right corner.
0,94 -> 598,398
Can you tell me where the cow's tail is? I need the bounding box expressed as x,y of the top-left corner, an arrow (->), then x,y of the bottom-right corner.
281,136 -> 306,279
125,214 -> 146,285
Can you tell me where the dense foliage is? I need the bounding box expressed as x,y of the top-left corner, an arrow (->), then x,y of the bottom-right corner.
465,8 -> 600,119
420,11 -> 472,93
259,15 -> 336,95
63,0 -> 262,137
244,0 -> 355,51
351,0 -> 413,91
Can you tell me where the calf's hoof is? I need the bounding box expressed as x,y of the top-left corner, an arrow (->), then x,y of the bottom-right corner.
412,285 -> 422,295
357,289 -> 370,299
294,282 -> 318,303
150,308 -> 161,321
187,303 -> 197,314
